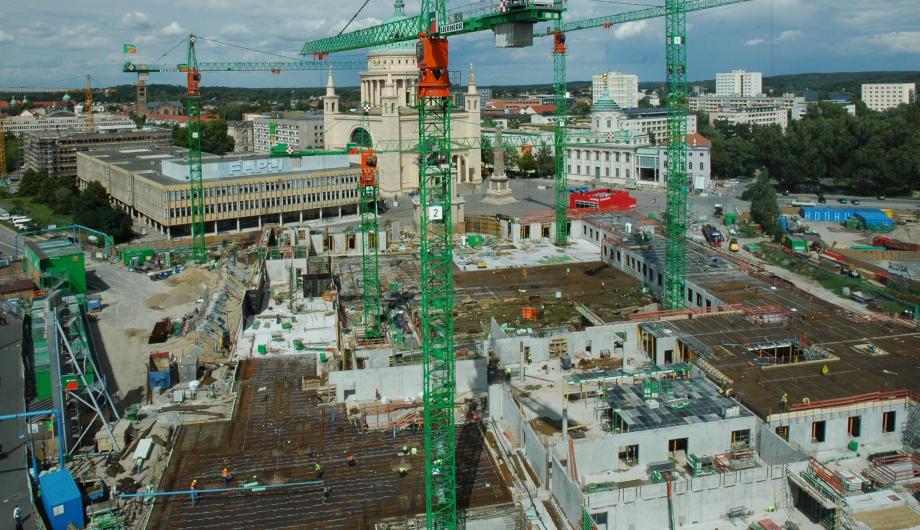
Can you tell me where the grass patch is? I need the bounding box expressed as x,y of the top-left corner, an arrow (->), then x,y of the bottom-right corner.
0,196 -> 73,229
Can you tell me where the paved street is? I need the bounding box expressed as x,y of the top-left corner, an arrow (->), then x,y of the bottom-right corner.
0,319 -> 35,530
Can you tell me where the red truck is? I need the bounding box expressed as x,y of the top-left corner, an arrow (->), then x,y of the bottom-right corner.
872,236 -> 920,252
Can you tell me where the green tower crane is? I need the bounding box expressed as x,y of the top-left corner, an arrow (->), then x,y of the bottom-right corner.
552,28 -> 569,245
301,2 -> 563,528
664,0 -> 689,309
358,105 -> 382,339
185,35 -> 206,263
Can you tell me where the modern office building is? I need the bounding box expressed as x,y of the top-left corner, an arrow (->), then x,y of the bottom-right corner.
252,112 -> 324,153
76,146 -> 361,237
709,106 -> 789,129
690,93 -> 802,112
861,83 -> 916,112
715,69 -> 763,97
24,128 -> 171,178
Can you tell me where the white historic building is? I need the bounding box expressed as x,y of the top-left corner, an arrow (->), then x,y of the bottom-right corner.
321,1 -> 482,198
566,91 -> 711,191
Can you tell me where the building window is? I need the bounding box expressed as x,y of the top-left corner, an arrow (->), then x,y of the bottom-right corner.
731,429 -> 751,445
594,151 -> 599,161
618,444 -> 639,467
699,162 -> 704,170
605,152 -> 610,162
848,416 -> 861,437
812,420 -> 826,443
883,411 -> 897,433
615,152 -> 620,162
576,151 -> 581,160
775,425 -> 789,442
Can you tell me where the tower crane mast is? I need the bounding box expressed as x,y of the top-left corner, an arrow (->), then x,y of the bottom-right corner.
185,35 -> 207,263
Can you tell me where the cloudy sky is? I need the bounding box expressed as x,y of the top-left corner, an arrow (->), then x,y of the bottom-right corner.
1,0 -> 918,90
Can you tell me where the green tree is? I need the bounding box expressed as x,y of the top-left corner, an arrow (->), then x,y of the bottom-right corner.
571,101 -> 591,118
72,182 -> 135,242
480,137 -> 494,166
518,151 -> 538,176
3,133 -> 23,173
535,145 -> 554,177
172,120 -> 236,155
742,172 -> 782,237
504,147 -> 521,174
17,168 -> 47,197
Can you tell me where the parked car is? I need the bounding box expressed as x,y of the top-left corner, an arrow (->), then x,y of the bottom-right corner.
817,195 -> 827,204
877,195 -> 886,200
848,270 -> 861,279
782,190 -> 790,196
851,199 -> 861,206
837,198 -> 848,204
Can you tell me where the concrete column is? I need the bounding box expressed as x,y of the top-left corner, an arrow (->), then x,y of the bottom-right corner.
237,218 -> 241,233
167,227 -> 171,240
338,206 -> 342,219
214,221 -> 218,234
299,211 -> 303,223
319,208 -> 323,220
258,215 -> 262,228
279,213 -> 283,226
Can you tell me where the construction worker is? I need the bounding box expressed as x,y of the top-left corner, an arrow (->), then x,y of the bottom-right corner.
802,396 -> 811,405
346,454 -> 356,467
222,467 -> 231,487
190,479 -> 199,506
504,366 -> 512,380
314,461 -> 323,479
398,466 -> 408,477
322,486 -> 331,504
410,447 -> 418,456
402,445 -> 410,456
13,505 -> 21,529
780,393 -> 788,412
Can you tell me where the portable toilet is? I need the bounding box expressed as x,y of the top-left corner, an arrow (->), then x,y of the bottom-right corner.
39,470 -> 85,530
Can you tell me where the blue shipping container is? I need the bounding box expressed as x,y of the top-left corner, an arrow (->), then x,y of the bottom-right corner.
799,206 -> 855,223
40,470 -> 85,530
854,211 -> 894,230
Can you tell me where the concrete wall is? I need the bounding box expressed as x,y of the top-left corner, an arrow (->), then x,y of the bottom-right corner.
569,413 -> 758,472
328,357 -> 487,402
489,384 -> 550,485
552,455 -> 586,526
768,400 -> 909,454
265,257 -> 308,284
491,321 -> 644,368
583,464 -> 788,530
757,420 -> 808,465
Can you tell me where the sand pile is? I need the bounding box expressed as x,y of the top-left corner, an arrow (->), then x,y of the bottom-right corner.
145,268 -> 215,309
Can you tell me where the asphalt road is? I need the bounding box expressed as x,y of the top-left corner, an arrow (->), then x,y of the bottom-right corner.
0,318 -> 35,530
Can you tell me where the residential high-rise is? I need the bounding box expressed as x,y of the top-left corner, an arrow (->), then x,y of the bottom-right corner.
715,70 -> 762,97
592,72 -> 639,109
861,83 -> 916,112
252,112 -> 324,153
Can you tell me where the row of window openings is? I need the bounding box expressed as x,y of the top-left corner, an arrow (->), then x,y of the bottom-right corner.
775,411 -> 898,443
168,176 -> 358,201
168,189 -> 355,218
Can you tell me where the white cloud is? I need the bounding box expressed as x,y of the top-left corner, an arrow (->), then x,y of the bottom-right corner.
120,11 -> 153,30
777,30 -> 803,42
0,30 -> 13,44
611,20 -> 649,41
744,38 -> 765,47
221,23 -> 251,37
865,31 -> 920,54
160,22 -> 186,36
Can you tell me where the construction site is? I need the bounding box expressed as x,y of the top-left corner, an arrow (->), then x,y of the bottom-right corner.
5,0 -> 920,530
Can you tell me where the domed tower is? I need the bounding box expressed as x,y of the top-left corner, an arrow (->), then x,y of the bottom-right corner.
361,0 -> 418,108
591,78 -> 624,133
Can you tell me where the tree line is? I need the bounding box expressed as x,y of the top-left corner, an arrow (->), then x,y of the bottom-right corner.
14,170 -> 134,242
699,101 -> 920,195
171,121 -> 236,156
481,139 -> 555,178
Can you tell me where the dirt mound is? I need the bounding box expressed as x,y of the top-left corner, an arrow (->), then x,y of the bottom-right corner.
145,284 -> 204,309
166,267 -> 215,288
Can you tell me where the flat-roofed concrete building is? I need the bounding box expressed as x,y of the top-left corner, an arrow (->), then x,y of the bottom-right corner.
77,146 -> 361,238
25,128 -> 172,178
861,83 -> 916,112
